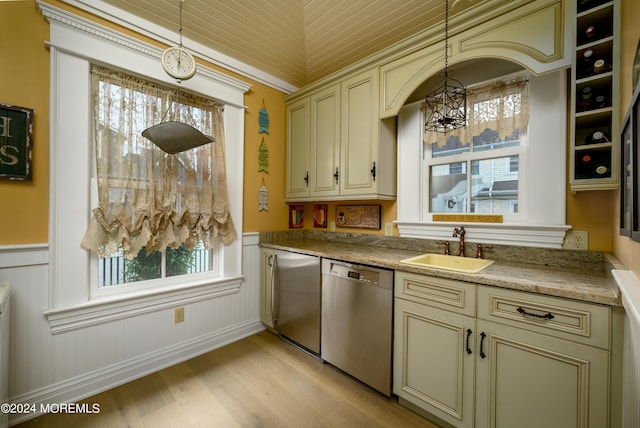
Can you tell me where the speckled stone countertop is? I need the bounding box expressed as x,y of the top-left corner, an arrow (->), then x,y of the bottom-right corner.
259,231 -> 624,306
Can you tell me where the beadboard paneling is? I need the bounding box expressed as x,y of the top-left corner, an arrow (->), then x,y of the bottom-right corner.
0,234 -> 263,425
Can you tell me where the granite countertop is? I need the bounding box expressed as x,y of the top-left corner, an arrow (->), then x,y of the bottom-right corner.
259,232 -> 624,307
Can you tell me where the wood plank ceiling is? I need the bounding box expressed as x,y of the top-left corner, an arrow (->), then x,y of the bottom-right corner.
97,0 -> 480,89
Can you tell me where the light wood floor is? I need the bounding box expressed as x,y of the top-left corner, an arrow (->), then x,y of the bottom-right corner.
15,330 -> 440,427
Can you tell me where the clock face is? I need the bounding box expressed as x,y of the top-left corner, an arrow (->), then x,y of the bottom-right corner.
161,46 -> 197,80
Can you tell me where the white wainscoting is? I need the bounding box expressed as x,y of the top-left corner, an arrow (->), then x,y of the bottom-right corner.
0,233 -> 263,425
613,269 -> 640,428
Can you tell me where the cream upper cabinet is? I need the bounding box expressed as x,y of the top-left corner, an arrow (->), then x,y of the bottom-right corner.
310,84 -> 341,198
394,271 -> 616,428
339,71 -> 396,199
285,69 -> 396,202
380,0 -> 570,118
285,97 -> 310,199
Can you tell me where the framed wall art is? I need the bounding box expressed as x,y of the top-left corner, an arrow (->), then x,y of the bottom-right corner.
313,204 -> 327,228
335,205 -> 381,229
633,38 -> 640,95
634,92 -> 640,242
0,103 -> 33,181
620,108 -> 632,236
289,204 -> 304,228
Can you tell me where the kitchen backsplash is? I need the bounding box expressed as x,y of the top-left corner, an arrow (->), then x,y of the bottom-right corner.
259,230 -> 623,274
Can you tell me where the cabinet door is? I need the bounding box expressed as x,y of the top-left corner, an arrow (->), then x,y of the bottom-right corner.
310,85 -> 341,197
394,298 -> 475,428
286,97 -> 310,199
259,248 -> 275,328
475,319 -> 610,428
340,71 -> 379,196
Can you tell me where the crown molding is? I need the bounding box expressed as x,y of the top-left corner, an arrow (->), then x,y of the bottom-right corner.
38,0 -> 295,94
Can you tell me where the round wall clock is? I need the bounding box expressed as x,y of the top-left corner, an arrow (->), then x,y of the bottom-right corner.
161,46 -> 197,81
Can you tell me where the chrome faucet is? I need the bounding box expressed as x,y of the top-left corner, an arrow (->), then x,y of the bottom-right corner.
453,226 -> 466,257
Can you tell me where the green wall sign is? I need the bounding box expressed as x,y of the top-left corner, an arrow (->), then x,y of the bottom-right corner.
0,103 -> 33,181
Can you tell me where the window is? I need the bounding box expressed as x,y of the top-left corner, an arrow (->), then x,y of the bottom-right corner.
396,67 -> 569,248
84,67 -> 231,290
424,76 -> 527,221
44,3 -> 248,331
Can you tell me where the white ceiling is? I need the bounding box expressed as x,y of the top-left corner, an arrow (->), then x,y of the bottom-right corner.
97,0 -> 481,89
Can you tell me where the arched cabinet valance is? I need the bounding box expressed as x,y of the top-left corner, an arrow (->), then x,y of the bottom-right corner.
380,0 -> 569,118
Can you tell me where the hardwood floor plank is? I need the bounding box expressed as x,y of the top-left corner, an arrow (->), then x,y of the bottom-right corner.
14,331 -> 440,428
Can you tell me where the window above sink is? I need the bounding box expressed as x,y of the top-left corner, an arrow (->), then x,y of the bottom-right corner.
396,62 -> 570,249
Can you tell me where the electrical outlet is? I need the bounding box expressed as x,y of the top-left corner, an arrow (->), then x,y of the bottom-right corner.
329,221 -> 336,232
385,222 -> 394,236
562,230 -> 588,250
174,307 -> 184,323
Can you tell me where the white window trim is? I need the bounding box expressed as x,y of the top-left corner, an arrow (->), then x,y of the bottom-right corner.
396,69 -> 570,248
39,2 -> 251,332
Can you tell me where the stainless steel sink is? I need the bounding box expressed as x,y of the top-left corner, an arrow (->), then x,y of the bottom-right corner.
399,253 -> 494,273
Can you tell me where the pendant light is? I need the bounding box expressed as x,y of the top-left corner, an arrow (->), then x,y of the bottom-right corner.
142,0 -> 214,154
424,0 -> 467,133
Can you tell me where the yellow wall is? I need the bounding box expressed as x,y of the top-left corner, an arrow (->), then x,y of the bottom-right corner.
242,83 -> 289,232
0,1 -> 50,244
2,0 -> 639,253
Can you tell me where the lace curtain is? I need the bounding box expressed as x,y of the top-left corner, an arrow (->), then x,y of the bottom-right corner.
425,78 -> 529,147
81,66 -> 236,260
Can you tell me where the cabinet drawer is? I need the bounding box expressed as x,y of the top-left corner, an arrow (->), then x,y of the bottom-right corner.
395,271 -> 475,317
477,286 -> 611,349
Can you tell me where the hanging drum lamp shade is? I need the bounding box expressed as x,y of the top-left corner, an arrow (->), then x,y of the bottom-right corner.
141,121 -> 214,154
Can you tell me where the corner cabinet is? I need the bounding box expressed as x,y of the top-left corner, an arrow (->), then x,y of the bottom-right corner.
394,271 -> 616,428
285,69 -> 397,202
570,0 -> 620,191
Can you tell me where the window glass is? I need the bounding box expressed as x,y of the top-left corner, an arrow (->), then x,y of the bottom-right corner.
470,156 -> 519,214
98,243 -> 212,287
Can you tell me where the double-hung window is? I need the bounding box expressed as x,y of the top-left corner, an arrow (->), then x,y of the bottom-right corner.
423,74 -> 528,223
82,67 -> 236,295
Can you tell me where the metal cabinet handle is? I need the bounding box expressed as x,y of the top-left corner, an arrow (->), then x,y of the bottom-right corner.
479,332 -> 487,359
334,167 -> 339,184
517,306 -> 555,320
466,328 -> 473,354
371,161 -> 377,181
304,172 -> 309,187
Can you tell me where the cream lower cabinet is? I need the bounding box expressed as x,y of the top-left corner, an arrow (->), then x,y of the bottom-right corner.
474,319 -> 609,428
394,271 -> 613,428
260,248 -> 275,329
394,297 -> 476,428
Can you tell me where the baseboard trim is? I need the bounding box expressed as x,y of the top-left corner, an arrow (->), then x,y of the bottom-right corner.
9,319 -> 264,425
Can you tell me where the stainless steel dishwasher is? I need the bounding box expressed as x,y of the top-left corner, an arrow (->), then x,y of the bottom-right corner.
272,250 -> 321,355
321,258 -> 393,396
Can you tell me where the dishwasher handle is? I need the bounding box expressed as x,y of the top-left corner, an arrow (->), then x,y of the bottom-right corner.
270,253 -> 279,326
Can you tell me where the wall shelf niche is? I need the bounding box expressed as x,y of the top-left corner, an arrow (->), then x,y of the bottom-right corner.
570,0 -> 619,192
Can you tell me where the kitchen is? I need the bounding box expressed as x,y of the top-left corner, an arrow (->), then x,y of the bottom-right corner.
1,0 -> 640,427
